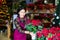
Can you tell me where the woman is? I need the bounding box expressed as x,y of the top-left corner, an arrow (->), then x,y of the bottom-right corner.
14,6 -> 31,40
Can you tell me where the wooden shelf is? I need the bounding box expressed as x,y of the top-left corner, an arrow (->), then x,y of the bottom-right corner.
27,12 -> 54,14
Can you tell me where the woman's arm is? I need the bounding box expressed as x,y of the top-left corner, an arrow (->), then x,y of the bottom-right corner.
14,19 -> 30,34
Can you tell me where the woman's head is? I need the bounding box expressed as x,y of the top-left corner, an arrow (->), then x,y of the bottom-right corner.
17,6 -> 26,18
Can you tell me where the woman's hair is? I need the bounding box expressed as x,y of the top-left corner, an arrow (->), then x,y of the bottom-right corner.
16,6 -> 26,16
17,6 -> 26,14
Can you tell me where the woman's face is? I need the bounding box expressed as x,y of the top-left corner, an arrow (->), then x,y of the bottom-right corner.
18,9 -> 26,18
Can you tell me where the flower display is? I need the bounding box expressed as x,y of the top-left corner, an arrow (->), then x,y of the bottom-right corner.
37,27 -> 60,40
49,27 -> 56,34
42,28 -> 49,37
26,18 -> 60,40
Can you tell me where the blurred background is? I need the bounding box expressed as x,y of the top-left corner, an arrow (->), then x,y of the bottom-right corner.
0,0 -> 60,40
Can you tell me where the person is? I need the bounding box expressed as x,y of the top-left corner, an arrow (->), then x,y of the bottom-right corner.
13,6 -> 32,40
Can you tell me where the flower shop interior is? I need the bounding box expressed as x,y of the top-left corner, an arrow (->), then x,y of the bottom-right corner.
0,0 -> 60,40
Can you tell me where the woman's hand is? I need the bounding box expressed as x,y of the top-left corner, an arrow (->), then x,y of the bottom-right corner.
25,31 -> 35,36
30,32 -> 35,36
25,31 -> 30,34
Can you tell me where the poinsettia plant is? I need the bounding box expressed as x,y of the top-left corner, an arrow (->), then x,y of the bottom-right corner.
26,24 -> 37,33
42,28 -> 49,37
37,27 -> 60,40
31,19 -> 41,26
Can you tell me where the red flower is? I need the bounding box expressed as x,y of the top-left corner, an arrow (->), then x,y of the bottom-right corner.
37,31 -> 42,38
31,19 -> 41,26
38,4 -> 45,9
42,28 -> 49,37
45,4 -> 50,9
56,32 -> 60,40
40,14 -> 45,18
49,27 -> 56,34
52,36 -> 56,40
57,39 -> 60,40
48,38 -> 52,40
27,4 -> 34,7
56,27 -> 60,32
56,32 -> 60,37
